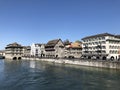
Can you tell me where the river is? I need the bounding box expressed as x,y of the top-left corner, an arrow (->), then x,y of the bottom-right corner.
0,59 -> 120,90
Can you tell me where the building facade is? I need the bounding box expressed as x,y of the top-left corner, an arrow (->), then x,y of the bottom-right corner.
5,42 -> 23,60
0,50 -> 5,56
0,50 -> 5,59
82,33 -> 120,60
23,46 -> 31,56
30,43 -> 45,57
45,39 -> 64,58
64,42 -> 82,58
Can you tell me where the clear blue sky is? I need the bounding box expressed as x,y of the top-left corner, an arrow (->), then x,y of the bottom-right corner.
0,0 -> 120,49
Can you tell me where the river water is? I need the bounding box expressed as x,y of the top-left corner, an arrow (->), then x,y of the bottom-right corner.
0,59 -> 120,90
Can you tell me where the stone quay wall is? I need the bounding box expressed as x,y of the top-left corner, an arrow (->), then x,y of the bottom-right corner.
22,57 -> 120,69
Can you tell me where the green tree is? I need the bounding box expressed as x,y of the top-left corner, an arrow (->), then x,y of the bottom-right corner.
63,39 -> 71,45
75,40 -> 82,43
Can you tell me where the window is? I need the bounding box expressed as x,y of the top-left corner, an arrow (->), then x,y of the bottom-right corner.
95,42 -> 98,45
115,51 -> 117,54
102,50 -> 106,53
102,46 -> 106,49
102,41 -> 106,44
109,50 -> 114,54
102,37 -> 105,40
36,49 -> 38,54
98,37 -> 101,40
109,45 -> 111,49
111,46 -> 114,49
109,41 -> 111,44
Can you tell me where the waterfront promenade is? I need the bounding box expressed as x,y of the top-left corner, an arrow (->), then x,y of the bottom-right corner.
22,56 -> 120,69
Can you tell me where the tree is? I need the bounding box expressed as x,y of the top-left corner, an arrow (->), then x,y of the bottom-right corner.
63,39 -> 71,45
75,40 -> 82,44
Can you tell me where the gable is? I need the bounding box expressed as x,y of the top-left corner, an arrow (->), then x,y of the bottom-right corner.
55,39 -> 64,47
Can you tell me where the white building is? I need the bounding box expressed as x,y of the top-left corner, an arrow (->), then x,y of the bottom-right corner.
30,43 -> 45,57
0,50 -> 5,56
82,33 -> 120,60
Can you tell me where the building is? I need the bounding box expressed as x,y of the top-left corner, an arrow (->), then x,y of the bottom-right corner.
82,33 -> 120,60
64,41 -> 82,58
45,39 -> 64,58
0,50 -> 5,59
0,50 -> 5,56
5,42 -> 23,60
30,43 -> 45,57
23,46 -> 31,56
118,49 -> 120,59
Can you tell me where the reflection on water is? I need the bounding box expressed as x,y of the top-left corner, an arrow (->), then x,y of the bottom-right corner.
30,60 -> 35,68
0,59 -> 120,90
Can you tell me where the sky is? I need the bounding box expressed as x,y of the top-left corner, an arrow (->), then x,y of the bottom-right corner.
0,0 -> 120,49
